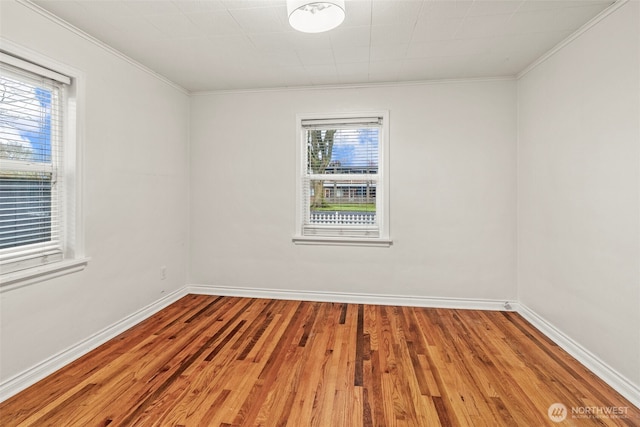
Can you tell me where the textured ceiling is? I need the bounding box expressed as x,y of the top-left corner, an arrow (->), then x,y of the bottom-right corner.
32,0 -> 615,92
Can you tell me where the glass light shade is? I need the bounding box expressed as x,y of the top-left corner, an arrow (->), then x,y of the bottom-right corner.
287,0 -> 346,33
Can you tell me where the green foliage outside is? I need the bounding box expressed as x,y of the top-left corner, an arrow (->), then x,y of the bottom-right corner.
307,129 -> 336,209
314,204 -> 375,212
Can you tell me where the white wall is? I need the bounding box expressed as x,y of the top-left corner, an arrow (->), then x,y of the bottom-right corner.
0,1 -> 190,382
517,0 -> 640,389
189,80 -> 517,301
3,0 -> 636,407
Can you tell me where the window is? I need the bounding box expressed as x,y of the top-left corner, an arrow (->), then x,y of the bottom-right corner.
0,49 -> 86,284
294,112 -> 390,246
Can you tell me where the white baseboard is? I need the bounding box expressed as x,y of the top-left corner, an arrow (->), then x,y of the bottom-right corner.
2,284 -> 637,411
514,302 -> 640,409
8,284 -> 504,403
190,285 -> 638,409
186,283 -> 516,311
0,287 -> 188,403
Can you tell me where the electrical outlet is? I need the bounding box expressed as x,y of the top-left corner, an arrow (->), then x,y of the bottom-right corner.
160,266 -> 167,280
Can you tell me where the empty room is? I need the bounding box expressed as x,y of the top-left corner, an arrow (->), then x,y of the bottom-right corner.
0,0 -> 639,425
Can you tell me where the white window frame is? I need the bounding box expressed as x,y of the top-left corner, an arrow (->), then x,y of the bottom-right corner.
0,40 -> 88,288
293,111 -> 391,247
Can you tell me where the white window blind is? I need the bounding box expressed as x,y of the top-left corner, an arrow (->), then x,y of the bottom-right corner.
0,57 -> 68,273
299,115 -> 384,239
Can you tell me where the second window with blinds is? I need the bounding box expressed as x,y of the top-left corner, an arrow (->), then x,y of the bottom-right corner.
293,111 -> 391,246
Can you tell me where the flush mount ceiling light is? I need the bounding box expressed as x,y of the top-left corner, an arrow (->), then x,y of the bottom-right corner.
287,0 -> 346,33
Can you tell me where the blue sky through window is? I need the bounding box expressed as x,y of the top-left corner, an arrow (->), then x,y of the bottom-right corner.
0,75 -> 52,163
29,88 -> 53,163
330,128 -> 378,169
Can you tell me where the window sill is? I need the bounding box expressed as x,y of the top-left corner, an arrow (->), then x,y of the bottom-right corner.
292,236 -> 393,247
0,257 -> 90,292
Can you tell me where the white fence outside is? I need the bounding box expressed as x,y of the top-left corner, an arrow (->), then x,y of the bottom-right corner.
310,211 -> 376,225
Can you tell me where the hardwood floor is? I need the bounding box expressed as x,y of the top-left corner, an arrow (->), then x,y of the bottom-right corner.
1,295 -> 638,426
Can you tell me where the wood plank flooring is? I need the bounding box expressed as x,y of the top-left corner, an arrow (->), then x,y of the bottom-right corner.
1,295 -> 638,426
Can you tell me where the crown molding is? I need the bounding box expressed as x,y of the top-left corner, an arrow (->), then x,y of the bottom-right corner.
14,0 -> 514,97
14,0 -> 629,94
517,0 -> 630,79
190,76 -> 517,97
15,0 -> 188,95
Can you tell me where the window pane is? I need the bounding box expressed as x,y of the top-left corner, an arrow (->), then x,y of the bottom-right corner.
0,67 -> 58,253
307,178 -> 376,226
0,74 -> 54,163
297,113 -> 387,242
0,174 -> 52,249
306,127 -> 379,175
